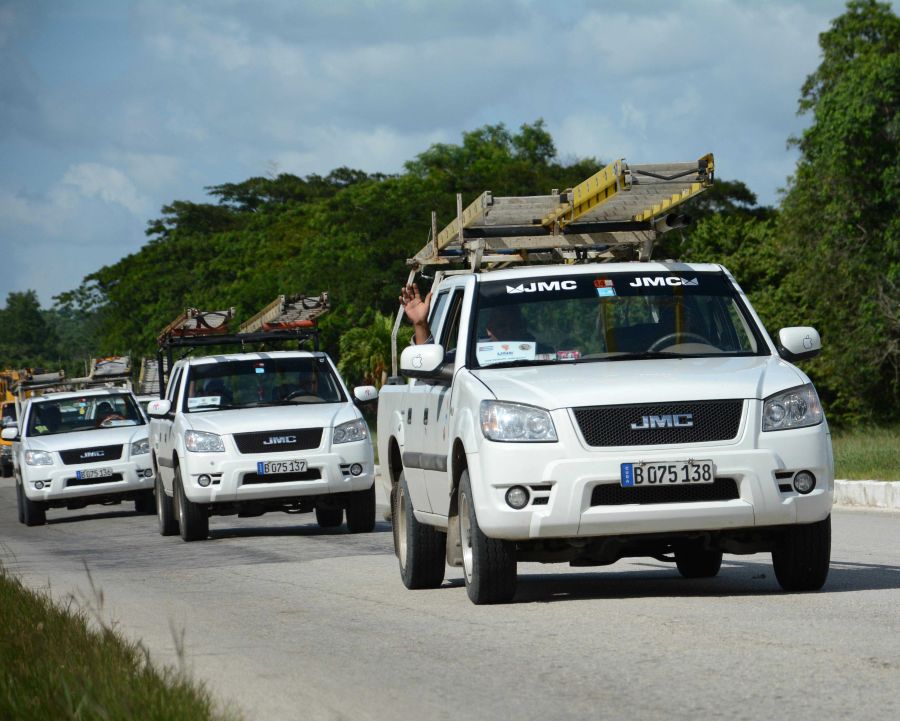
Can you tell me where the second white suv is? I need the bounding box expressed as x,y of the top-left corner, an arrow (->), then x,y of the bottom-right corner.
148,350 -> 377,541
2,389 -> 155,525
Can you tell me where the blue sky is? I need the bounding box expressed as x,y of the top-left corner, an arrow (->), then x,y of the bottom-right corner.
0,0 -> 867,306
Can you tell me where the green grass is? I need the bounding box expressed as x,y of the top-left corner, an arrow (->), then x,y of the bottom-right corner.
832,424 -> 900,481
0,565 -> 241,721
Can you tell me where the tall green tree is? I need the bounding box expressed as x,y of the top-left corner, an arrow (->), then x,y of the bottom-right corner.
0,291 -> 60,366
778,0 -> 899,422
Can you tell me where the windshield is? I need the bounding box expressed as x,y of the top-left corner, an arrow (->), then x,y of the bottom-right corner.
183,356 -> 345,412
27,394 -> 145,437
472,271 -> 765,369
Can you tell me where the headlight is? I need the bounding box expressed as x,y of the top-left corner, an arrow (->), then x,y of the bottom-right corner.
25,450 -> 54,466
185,430 -> 226,452
762,384 -> 824,431
333,419 -> 368,444
131,438 -> 150,456
480,400 -> 558,442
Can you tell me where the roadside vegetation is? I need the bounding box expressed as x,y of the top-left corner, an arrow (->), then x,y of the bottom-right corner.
0,566 -> 240,721
832,424 -> 900,481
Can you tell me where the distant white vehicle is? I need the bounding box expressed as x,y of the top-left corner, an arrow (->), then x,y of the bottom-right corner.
2,388 -> 155,525
147,351 -> 377,541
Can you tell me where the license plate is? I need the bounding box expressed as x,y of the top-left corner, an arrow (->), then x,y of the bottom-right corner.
76,467 -> 114,480
620,460 -> 715,487
257,459 -> 307,475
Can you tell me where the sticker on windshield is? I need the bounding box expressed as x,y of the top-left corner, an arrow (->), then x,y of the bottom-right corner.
557,350 -> 581,361
188,395 -> 221,409
594,278 -> 616,297
476,341 -> 536,366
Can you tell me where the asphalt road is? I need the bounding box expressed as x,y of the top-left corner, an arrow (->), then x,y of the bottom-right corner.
2,479 -> 898,721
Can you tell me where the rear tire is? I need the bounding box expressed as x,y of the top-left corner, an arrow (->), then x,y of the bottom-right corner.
346,483 -> 376,533
21,482 -> 47,527
675,544 -> 723,578
174,467 -> 209,542
156,475 -> 178,536
315,505 -> 343,528
1,461 -> 11,479
459,470 -> 516,604
395,471 -> 446,589
134,489 -> 155,515
772,516 -> 831,592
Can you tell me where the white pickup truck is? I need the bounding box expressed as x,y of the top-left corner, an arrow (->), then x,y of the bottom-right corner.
2,388 -> 156,525
377,262 -> 834,604
147,350 -> 377,541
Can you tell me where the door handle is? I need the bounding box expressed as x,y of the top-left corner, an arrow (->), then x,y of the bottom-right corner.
406,408 -> 412,424
424,408 -> 429,425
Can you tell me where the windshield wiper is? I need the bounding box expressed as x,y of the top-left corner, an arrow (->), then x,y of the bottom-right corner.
603,351 -> 684,361
189,402 -> 238,411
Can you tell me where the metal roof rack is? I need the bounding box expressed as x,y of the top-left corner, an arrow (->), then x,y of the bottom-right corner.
155,295 -> 328,394
409,153 -> 714,269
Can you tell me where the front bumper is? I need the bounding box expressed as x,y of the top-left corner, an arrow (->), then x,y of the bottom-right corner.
179,441 -> 375,504
464,404 -> 833,541
20,459 -> 155,501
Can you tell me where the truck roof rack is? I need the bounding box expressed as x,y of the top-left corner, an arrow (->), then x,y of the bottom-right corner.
238,293 -> 330,333
155,295 -> 328,394
409,153 -> 714,269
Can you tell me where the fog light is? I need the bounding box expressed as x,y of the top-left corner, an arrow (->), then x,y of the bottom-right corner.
197,474 -> 212,487
349,463 -> 363,476
142,469 -> 153,478
793,471 -> 816,494
34,481 -> 45,490
505,485 -> 529,509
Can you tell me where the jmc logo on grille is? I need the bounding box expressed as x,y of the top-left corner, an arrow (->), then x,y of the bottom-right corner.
262,435 -> 297,445
630,413 -> 694,430
81,450 -> 106,458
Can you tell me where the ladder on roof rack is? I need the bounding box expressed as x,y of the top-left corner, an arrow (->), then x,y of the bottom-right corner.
238,293 -> 330,334
410,153 -> 714,269
155,296 -> 328,394
138,358 -> 160,396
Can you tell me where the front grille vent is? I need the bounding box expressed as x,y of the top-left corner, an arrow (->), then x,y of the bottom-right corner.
59,445 -> 123,466
590,477 -> 740,506
573,400 -> 742,447
233,428 -> 322,454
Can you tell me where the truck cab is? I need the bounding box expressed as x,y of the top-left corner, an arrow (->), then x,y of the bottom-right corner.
2,388 -> 156,525
148,351 -> 377,542
377,155 -> 833,604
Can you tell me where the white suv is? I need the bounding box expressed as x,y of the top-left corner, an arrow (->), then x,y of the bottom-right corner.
378,262 -> 834,603
148,350 -> 377,541
2,389 -> 155,526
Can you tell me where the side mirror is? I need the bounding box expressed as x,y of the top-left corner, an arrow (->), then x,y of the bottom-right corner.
146,399 -> 172,418
1,426 -> 18,441
353,386 -> 378,404
777,327 -> 822,362
400,344 -> 453,382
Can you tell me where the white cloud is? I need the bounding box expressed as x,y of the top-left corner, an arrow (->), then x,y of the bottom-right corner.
61,163 -> 149,216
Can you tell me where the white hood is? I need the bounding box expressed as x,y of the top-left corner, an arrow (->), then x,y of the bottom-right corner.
472,356 -> 806,410
183,403 -> 358,436
26,423 -> 148,453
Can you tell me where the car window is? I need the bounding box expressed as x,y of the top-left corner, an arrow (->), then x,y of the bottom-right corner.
183,356 -> 346,412
472,271 -> 765,369
27,394 -> 145,436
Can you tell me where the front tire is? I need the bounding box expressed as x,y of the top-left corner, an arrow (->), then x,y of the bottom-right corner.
15,481 -> 25,524
156,474 -> 178,536
174,467 -> 209,542
134,489 -> 155,515
346,483 -> 376,533
20,482 -> 47,527
675,544 -> 723,578
315,505 -> 343,528
395,471 -> 446,589
458,470 -> 516,604
772,516 -> 831,592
